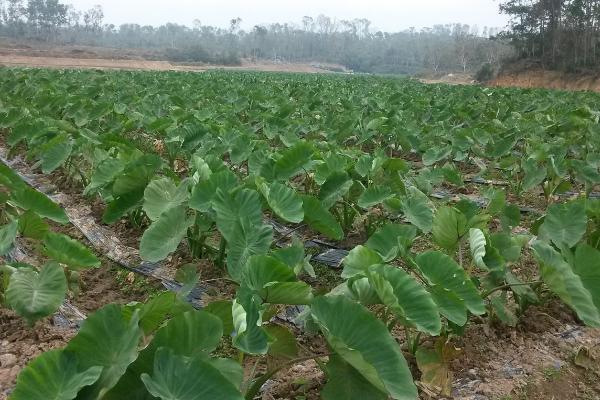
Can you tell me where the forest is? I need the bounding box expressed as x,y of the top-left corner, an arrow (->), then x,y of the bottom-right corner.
500,0 -> 600,70
0,0 -> 512,74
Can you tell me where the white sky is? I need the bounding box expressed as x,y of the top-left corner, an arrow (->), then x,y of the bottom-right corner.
66,0 -> 509,32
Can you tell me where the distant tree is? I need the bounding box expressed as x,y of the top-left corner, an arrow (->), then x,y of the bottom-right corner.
83,4 -> 103,31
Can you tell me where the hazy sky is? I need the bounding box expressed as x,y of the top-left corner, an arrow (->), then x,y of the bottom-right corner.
66,0 -> 509,32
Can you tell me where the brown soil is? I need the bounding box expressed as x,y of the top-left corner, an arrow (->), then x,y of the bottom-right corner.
0,309 -> 77,399
490,60 -> 600,92
0,42 -> 343,74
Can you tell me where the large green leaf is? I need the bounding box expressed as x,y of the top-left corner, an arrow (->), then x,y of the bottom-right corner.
357,185 -> 394,209
432,206 -> 468,252
6,262 -> 67,326
573,244 -> 600,310
10,350 -> 103,400
140,206 -> 194,262
321,355 -> 387,400
368,264 -> 441,335
11,187 -> 68,224
319,171 -> 353,209
84,158 -> 124,195
365,223 -> 417,262
263,182 -> 304,223
44,232 -> 100,269
538,200 -> 587,248
213,188 -> 263,242
40,134 -> 73,174
401,188 -> 433,233
226,218 -> 273,282
18,210 -> 49,240
311,296 -> 417,400
102,189 -> 144,225
301,195 -> 343,241
232,287 -> 269,354
274,141 -> 314,180
189,169 -> 238,212
143,177 -> 190,221
532,241 -> 600,327
522,158 -> 546,191
415,251 -> 485,317
0,219 -> 18,255
342,245 -> 383,279
141,349 -> 243,400
105,310 -> 222,400
112,155 -> 162,196
243,255 -> 313,305
66,304 -> 143,399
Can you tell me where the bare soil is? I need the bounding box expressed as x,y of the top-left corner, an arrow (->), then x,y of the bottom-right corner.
0,41 -> 344,73
490,60 -> 600,92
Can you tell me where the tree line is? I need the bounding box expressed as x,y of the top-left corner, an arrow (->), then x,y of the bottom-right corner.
0,0 -> 513,74
500,0 -> 600,70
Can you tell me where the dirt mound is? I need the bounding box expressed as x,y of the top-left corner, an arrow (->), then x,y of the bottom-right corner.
490,60 -> 600,92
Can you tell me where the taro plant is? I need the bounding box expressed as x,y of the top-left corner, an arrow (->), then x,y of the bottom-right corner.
0,162 -> 100,326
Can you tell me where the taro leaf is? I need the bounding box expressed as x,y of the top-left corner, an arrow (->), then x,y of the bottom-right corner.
175,263 -> 200,299
365,223 -> 417,262
522,158 -> 546,191
401,188 -> 433,233
40,133 -> 73,174
274,141 -> 314,180
422,146 -> 451,166
226,218 -> 273,282
341,245 -> 383,279
345,276 -> 381,306
264,182 -> 304,223
84,157 -> 125,194
432,206 -> 468,252
500,204 -> 521,231
102,189 -> 144,225
272,237 -> 315,277
143,177 -> 190,221
67,304 -> 143,399
141,349 -> 243,400
264,324 -> 299,359
44,232 -> 100,269
468,228 -> 487,270
416,251 -> 485,317
532,241 -> 600,327
10,350 -> 103,400
204,300 -> 234,336
18,210 -> 49,240
140,206 -> 194,262
415,339 -> 460,398
213,188 -> 263,242
301,195 -> 343,241
11,187 -> 68,224
242,255 -> 313,305
107,309 -> 224,399
206,358 -> 244,390
150,310 -> 223,356
311,296 -> 418,400
369,264 -> 441,335
112,155 -> 162,197
490,293 -> 518,327
0,219 -> 18,255
573,244 -> 600,311
489,232 -> 527,263
321,355 -> 387,400
319,171 -> 353,209
232,287 -> 269,354
6,262 -> 67,326
189,169 -> 238,212
538,200 -> 587,248
428,286 -> 468,326
138,291 -> 192,335
357,185 -> 394,209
